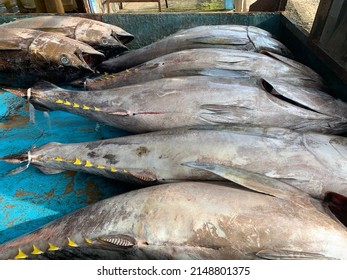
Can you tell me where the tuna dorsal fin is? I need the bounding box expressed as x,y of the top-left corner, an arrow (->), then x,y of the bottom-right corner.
256,249 -> 337,260
95,234 -> 137,250
182,162 -> 308,203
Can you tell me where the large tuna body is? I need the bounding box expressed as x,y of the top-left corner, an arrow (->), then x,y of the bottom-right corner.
0,180 -> 346,260
2,125 -> 347,199
99,25 -> 292,72
84,49 -> 324,90
26,76 -> 347,134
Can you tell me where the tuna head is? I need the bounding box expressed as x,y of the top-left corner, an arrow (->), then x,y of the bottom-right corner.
29,31 -> 104,71
74,19 -> 130,56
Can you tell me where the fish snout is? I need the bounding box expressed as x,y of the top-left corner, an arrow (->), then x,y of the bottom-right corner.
29,33 -> 104,71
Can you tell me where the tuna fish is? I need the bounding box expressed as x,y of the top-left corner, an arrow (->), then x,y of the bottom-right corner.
99,25 -> 292,73
1,16 -> 134,57
17,76 -> 347,134
0,28 -> 104,87
82,49 -> 324,90
2,125 -> 347,199
0,166 -> 346,260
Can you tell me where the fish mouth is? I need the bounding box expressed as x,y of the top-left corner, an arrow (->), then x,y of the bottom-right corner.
76,50 -> 104,72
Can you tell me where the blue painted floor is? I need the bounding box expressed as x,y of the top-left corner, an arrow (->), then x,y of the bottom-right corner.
0,90 -> 133,244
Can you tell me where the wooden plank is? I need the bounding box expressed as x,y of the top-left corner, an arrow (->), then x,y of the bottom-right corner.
105,0 -> 167,12
44,0 -> 65,13
309,0 -> 333,42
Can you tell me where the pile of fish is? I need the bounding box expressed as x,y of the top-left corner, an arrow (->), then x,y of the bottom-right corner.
1,18 -> 347,260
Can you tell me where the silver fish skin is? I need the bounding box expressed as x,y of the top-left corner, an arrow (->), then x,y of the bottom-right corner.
1,16 -> 133,56
0,177 -> 347,260
99,25 -> 292,73
2,125 -> 347,199
25,76 -> 347,134
84,49 -> 324,90
0,28 -> 104,87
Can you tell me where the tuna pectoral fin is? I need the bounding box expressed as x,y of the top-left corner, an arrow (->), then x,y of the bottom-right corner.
182,162 -> 307,203
256,249 -> 337,260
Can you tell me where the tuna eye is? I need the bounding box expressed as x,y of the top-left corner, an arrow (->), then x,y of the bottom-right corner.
101,37 -> 108,45
60,55 -> 70,65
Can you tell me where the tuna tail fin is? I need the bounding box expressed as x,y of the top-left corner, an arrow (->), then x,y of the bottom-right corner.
0,150 -> 32,176
324,192 -> 347,228
182,161 -> 308,203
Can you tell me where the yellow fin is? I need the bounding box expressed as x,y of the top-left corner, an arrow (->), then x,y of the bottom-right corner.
105,77 -> 110,80
83,105 -> 90,110
110,167 -> 117,172
56,99 -> 63,104
125,69 -> 130,73
31,245 -> 43,255
94,107 -> 101,111
73,103 -> 80,108
104,72 -> 109,76
85,238 -> 92,244
123,169 -> 128,173
110,75 -> 116,78
74,158 -> 82,165
48,243 -> 60,251
64,100 -> 71,106
55,157 -> 63,162
97,165 -> 105,169
85,160 -> 93,167
15,248 -> 28,259
68,238 -> 78,247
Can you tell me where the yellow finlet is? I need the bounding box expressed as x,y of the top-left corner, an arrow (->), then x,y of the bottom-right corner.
31,245 -> 43,255
110,167 -> 117,172
64,100 -> 71,106
83,105 -> 90,110
74,158 -> 82,165
48,243 -> 60,251
85,160 -> 93,167
104,72 -> 109,76
123,169 -> 128,173
55,99 -> 63,104
94,107 -> 101,111
55,157 -> 63,162
73,103 -> 80,108
96,70 -> 100,74
105,77 -> 110,80
66,159 -> 73,163
15,248 -> 28,259
68,238 -> 78,247
97,165 -> 106,169
110,75 -> 116,78
85,238 -> 92,244
125,69 -> 130,73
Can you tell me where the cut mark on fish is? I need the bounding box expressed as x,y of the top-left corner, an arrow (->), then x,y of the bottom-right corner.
15,248 -> 28,259
128,170 -> 158,182
31,245 -> 43,255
